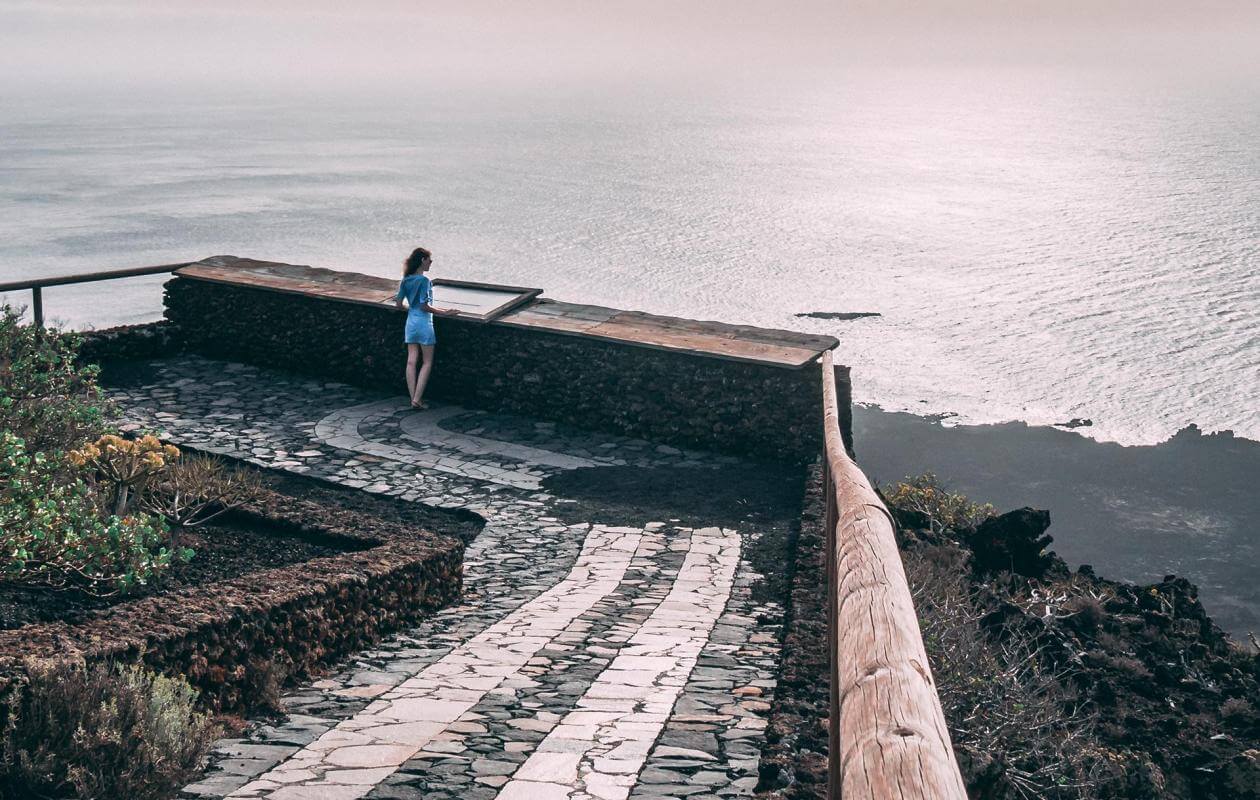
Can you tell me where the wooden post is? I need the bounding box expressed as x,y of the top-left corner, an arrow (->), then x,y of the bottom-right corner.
821,351 -> 967,800
31,286 -> 43,329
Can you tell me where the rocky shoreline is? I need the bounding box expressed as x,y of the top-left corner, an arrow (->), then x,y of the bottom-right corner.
760,466 -> 1259,800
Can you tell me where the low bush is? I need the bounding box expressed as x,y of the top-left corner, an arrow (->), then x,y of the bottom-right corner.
2,308 -> 184,597
139,451 -> 265,531
1,432 -> 179,597
0,305 -> 107,455
71,434 -> 263,532
0,660 -> 217,800
884,472 -> 996,534
68,433 -> 178,516
2,310 -> 260,598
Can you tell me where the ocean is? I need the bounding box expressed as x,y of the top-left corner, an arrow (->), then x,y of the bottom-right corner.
2,71 -> 1255,446
1,70 -> 1257,632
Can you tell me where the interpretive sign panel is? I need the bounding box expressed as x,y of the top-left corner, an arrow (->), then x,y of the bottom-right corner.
431,279 -> 542,322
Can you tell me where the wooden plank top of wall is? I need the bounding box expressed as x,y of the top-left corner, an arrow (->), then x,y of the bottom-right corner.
175,256 -> 839,369
498,300 -> 838,368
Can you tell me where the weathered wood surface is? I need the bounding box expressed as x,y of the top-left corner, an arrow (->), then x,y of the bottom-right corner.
177,256 -> 542,322
176,256 -> 839,369
822,351 -> 967,800
178,256 -> 400,306
501,299 -> 838,368
1,262 -> 194,329
0,262 -> 192,293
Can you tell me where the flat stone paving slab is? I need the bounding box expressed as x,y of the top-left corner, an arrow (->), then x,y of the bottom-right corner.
103,356 -> 789,800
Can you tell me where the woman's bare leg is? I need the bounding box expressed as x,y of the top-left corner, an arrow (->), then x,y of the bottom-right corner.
405,344 -> 421,403
413,345 -> 435,406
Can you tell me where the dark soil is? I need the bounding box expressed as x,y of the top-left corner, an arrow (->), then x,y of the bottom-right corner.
0,519 -> 358,630
0,460 -> 483,631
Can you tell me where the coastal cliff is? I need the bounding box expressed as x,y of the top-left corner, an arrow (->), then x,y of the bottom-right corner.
760,469 -> 1260,800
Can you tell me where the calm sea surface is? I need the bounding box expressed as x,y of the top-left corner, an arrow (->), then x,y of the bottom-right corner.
1,72 -> 1256,449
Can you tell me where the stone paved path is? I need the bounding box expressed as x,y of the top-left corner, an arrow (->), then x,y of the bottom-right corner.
104,357 -> 788,800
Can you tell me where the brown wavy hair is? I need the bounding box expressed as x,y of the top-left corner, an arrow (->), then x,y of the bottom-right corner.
404,247 -> 432,276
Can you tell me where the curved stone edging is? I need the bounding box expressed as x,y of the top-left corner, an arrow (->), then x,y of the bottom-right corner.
314,398 -> 597,490
0,487 -> 464,717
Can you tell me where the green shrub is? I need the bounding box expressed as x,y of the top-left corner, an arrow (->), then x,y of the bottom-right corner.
0,305 -> 108,455
70,434 -> 263,551
1,661 -> 217,800
1,432 -> 182,597
1,310 -> 193,597
884,472 -> 996,534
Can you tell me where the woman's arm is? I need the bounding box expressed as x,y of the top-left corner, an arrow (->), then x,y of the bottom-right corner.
420,302 -> 459,317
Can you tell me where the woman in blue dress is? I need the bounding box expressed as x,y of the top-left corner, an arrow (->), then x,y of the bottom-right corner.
395,247 -> 458,409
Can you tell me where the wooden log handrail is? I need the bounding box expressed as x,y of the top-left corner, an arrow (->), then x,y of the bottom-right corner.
821,350 -> 967,799
0,262 -> 192,328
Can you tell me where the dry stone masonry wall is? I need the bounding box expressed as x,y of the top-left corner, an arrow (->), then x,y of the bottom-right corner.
162,277 -> 835,463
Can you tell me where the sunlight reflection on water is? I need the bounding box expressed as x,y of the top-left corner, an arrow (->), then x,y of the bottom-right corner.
0,71 -> 1256,446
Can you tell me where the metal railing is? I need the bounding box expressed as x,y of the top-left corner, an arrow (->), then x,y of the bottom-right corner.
0,262 -> 193,328
821,350 -> 967,799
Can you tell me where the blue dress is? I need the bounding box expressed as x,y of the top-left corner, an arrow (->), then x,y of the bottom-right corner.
396,274 -> 436,345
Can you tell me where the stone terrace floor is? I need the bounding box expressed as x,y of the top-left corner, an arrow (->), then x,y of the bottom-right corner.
103,356 -> 800,800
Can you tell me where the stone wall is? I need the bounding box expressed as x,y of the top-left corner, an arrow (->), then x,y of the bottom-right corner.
162,277 -> 848,462
77,320 -> 182,364
0,487 -> 464,716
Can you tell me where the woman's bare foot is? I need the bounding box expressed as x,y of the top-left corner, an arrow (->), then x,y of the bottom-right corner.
411,399 -> 428,410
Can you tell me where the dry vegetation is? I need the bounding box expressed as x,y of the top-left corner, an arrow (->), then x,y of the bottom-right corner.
0,661 -> 217,800
904,545 -> 1102,799
886,474 -> 1260,800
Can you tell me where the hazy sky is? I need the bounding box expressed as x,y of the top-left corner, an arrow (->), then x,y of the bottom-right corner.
2,1 -> 1257,95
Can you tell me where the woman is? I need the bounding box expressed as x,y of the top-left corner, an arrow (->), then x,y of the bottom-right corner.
396,247 -> 458,409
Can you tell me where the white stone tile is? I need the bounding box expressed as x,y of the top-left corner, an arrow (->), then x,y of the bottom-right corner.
514,752 -> 581,784
225,523 -> 644,799
497,780 -> 575,800
355,721 -> 449,745
323,744 -> 416,769
323,767 -> 397,785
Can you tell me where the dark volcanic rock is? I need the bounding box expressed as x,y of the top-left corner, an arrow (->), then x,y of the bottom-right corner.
793,311 -> 881,321
757,468 -> 830,800
774,466 -> 1260,800
1054,417 -> 1094,429
965,507 -> 1056,578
